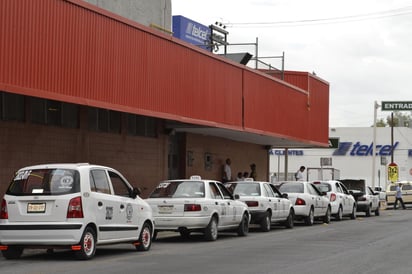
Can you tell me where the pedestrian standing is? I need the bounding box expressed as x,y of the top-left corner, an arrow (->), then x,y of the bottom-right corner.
295,166 -> 305,181
222,158 -> 232,183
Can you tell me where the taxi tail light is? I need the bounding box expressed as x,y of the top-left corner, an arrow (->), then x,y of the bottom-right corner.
330,193 -> 337,202
295,198 -> 306,206
0,199 -> 8,219
67,196 -> 84,218
245,201 -> 259,207
184,204 -> 201,212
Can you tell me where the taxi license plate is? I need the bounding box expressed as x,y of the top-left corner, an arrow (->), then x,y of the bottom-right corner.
158,205 -> 173,214
27,203 -> 46,213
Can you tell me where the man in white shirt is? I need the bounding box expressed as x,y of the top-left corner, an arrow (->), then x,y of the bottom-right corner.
223,158 -> 232,183
295,166 -> 305,181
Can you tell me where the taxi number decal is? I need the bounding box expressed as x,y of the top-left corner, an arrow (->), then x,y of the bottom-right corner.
106,206 -> 113,220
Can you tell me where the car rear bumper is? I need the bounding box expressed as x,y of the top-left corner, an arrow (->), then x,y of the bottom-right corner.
153,216 -> 211,231
0,223 -> 83,245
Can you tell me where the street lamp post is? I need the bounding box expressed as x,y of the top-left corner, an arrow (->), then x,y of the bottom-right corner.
372,101 -> 380,189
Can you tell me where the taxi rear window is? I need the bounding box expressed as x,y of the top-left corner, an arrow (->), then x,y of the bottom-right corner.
227,183 -> 261,196
279,183 -> 304,193
150,181 -> 205,198
6,169 -> 80,196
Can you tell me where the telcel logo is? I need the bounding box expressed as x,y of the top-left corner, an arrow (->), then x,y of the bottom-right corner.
185,23 -> 208,40
333,141 -> 399,156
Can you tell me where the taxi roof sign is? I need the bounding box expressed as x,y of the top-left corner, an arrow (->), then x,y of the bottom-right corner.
190,175 -> 201,180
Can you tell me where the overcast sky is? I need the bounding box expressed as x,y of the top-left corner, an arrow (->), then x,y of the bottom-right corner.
172,0 -> 412,127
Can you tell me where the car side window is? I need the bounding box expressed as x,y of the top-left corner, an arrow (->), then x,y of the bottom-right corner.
308,184 -> 319,195
90,169 -> 111,194
264,184 -> 276,197
108,171 -> 131,197
339,183 -> 350,194
209,182 -> 223,199
335,183 -> 343,193
216,182 -> 233,200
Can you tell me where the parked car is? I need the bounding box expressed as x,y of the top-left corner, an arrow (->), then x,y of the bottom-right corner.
225,179 -> 294,232
312,180 -> 357,220
340,179 -> 380,217
277,181 -> 331,226
145,176 -> 250,241
349,188 -> 380,217
386,181 -> 412,207
0,163 -> 154,260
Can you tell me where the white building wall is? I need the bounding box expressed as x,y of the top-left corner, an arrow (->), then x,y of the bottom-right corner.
270,127 -> 412,189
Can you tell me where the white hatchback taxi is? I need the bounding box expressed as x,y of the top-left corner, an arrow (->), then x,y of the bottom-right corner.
146,176 -> 250,241
278,181 -> 331,226
0,163 -> 154,260
225,180 -> 294,231
312,180 -> 357,220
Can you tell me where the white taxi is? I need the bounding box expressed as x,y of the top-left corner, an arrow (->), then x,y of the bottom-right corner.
146,176 -> 250,241
278,181 -> 331,226
225,180 -> 294,231
0,163 -> 154,260
312,180 -> 357,220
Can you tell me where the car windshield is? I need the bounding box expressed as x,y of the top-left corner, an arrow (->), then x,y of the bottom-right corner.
279,183 -> 304,193
6,168 -> 80,196
149,181 -> 205,198
227,183 -> 261,196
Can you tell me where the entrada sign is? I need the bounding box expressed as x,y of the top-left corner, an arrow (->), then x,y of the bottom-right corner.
333,141 -> 398,156
381,101 -> 412,111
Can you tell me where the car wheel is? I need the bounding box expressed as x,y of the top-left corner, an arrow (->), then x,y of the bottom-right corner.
237,213 -> 249,236
179,228 -> 191,239
284,209 -> 294,229
335,206 -> 343,221
136,222 -> 152,251
1,246 -> 23,260
75,227 -> 97,260
375,204 -> 380,216
260,211 -> 271,232
304,207 -> 314,226
365,205 -> 371,217
323,206 -> 331,224
204,216 -> 218,241
350,205 -> 356,220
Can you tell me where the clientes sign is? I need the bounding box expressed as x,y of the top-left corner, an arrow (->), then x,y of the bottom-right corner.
333,141 -> 399,156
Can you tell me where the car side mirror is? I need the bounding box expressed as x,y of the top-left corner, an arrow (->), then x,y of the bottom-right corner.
234,194 -> 240,200
282,193 -> 288,199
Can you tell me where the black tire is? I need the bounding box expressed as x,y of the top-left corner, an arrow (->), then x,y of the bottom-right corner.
323,206 -> 331,224
375,204 -> 380,216
350,205 -> 356,220
1,246 -> 23,260
75,227 -> 97,260
260,211 -> 271,232
204,216 -> 218,241
284,209 -> 295,229
335,206 -> 343,221
365,205 -> 371,217
304,207 -> 314,226
136,222 -> 152,251
237,213 -> 249,236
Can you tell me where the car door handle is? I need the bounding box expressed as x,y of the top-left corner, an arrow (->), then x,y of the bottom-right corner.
215,202 -> 219,205
268,199 -> 272,202
120,204 -> 125,209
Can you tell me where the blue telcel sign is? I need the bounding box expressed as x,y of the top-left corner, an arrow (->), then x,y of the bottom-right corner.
172,15 -> 210,50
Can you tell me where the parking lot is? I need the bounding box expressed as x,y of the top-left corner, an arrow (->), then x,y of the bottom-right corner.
2,208 -> 412,274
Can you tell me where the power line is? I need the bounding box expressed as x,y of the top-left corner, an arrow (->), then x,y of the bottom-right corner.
226,6 -> 412,28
